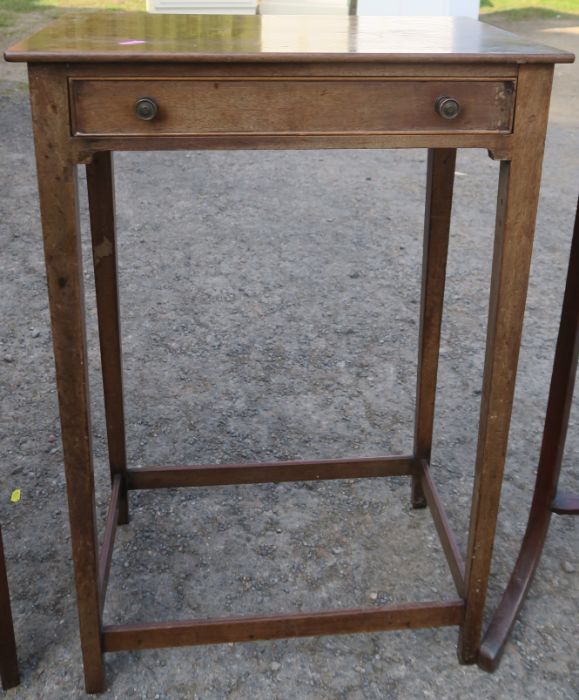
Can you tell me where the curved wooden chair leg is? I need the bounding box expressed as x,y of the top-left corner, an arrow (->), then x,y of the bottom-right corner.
0,527 -> 19,690
477,495 -> 551,670
478,194 -> 579,672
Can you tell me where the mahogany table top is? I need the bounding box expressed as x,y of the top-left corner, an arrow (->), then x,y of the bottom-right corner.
5,13 -> 574,64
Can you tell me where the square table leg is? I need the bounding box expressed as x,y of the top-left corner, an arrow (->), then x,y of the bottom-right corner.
87,151 -> 130,526
459,64 -> 555,663
0,527 -> 19,690
29,65 -> 106,694
412,148 -> 456,508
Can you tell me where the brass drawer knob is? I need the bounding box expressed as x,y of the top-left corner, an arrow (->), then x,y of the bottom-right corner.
134,97 -> 158,121
435,96 -> 460,120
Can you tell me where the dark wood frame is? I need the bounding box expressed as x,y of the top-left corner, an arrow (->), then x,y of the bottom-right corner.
0,527 -> 19,691
6,17 -> 571,687
478,195 -> 579,671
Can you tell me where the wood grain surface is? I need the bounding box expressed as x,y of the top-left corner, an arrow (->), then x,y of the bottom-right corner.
4,14 -> 574,64
71,77 -> 515,136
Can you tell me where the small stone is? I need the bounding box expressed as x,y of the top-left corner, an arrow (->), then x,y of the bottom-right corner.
270,662 -> 281,672
369,592 -> 378,601
31,329 -> 40,338
48,435 -> 56,443
354,666 -> 365,673
389,663 -> 407,680
562,561 -> 575,574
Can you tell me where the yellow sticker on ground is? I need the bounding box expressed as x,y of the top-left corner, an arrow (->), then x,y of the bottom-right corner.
10,489 -> 21,503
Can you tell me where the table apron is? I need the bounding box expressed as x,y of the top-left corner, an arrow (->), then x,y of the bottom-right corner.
70,132 -> 514,161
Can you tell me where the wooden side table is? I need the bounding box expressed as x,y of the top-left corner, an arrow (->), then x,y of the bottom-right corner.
4,14 -> 574,693
478,195 -> 579,671
0,527 -> 19,691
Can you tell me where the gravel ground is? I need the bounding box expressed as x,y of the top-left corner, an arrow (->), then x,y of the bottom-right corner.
0,14 -> 578,700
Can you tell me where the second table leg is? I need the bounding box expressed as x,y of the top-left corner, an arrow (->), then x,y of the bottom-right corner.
412,148 -> 456,508
87,151 -> 129,525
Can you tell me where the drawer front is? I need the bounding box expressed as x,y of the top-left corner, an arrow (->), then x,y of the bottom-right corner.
70,78 -> 514,137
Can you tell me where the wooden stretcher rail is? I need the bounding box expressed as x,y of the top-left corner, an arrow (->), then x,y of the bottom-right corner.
74,133 -> 514,163
418,460 -> 466,596
126,455 -> 416,489
98,475 -> 121,614
102,599 -> 465,652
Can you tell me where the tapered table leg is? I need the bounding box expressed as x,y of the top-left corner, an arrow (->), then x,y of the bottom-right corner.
29,65 -> 105,693
458,64 -> 555,664
412,148 -> 456,508
478,194 -> 579,671
0,527 -> 19,690
87,151 -> 129,525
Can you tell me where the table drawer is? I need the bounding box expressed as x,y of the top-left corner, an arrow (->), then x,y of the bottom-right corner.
70,78 -> 515,137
